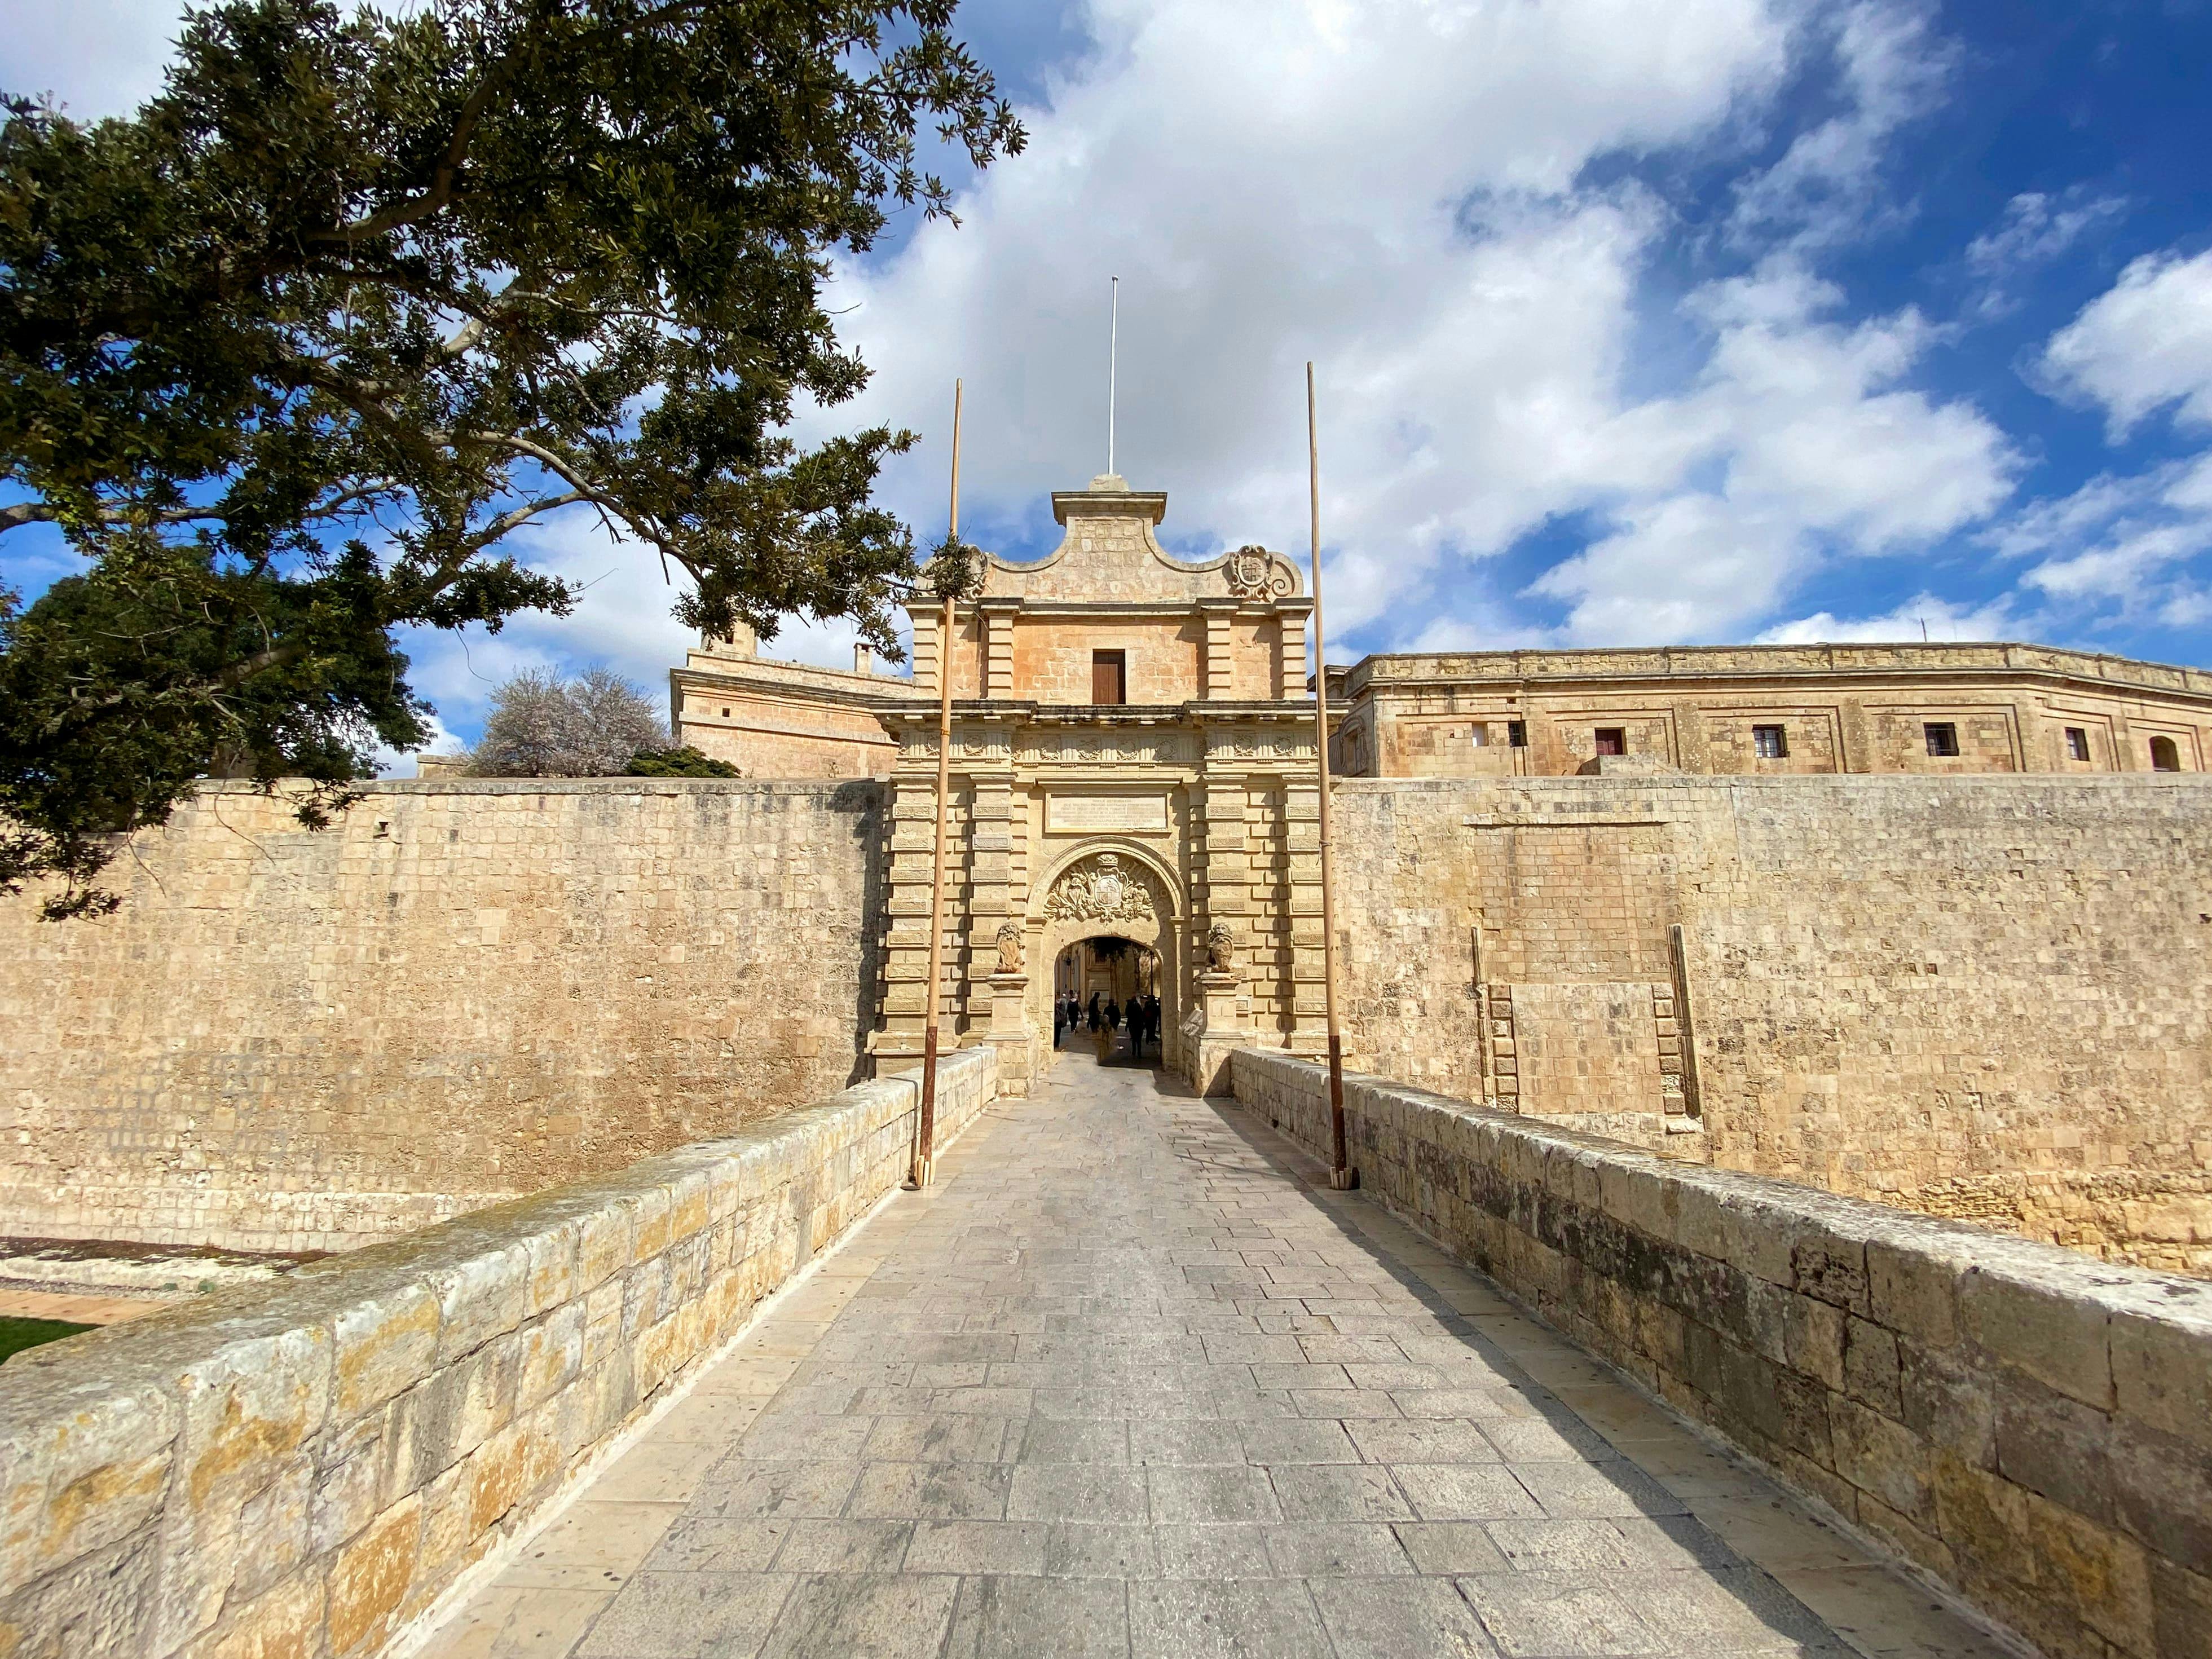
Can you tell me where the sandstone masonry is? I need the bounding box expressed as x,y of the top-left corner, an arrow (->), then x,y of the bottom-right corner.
0,1049 -> 995,1659
0,779 -> 887,1252
1233,1048 -> 2212,1659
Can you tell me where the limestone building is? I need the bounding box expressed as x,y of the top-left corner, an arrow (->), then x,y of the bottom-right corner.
1328,642 -> 2212,778
675,475 -> 1322,1093
667,475 -> 2212,1106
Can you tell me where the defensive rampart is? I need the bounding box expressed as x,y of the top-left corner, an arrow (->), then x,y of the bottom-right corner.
0,779 -> 886,1252
1232,1048 -> 2212,1659
1328,773 -> 2212,1272
0,1047 -> 995,1659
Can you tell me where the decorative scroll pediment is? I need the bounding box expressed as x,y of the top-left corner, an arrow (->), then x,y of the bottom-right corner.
1043,852 -> 1156,925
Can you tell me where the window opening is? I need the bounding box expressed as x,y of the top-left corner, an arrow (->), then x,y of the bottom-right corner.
721,708 -> 730,718
1924,722 -> 1959,758
2064,727 -> 2091,763
2150,735 -> 2182,772
1751,724 -> 1788,760
1506,721 -> 1527,749
1091,650 -> 1127,705
1594,727 -> 1627,757
1469,725 -> 1489,747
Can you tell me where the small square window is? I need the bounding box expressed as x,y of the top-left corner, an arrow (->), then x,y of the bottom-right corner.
2064,727 -> 2091,762
1593,727 -> 1627,756
1469,725 -> 1489,747
1924,721 -> 1960,758
1507,720 -> 1527,748
1752,723 -> 1788,760
721,707 -> 731,718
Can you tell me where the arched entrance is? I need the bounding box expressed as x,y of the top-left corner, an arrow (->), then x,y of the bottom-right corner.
1051,936 -> 1165,1063
1025,842 -> 1184,1074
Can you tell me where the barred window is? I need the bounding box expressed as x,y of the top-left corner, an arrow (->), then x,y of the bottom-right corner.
1924,722 -> 1960,757
1752,724 -> 1788,760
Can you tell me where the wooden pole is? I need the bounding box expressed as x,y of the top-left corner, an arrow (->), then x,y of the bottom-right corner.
1308,363 -> 1355,1190
911,378 -> 962,1190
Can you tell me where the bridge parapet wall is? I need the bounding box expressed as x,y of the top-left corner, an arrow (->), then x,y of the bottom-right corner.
0,1048 -> 995,1659
1231,1047 -> 2212,1659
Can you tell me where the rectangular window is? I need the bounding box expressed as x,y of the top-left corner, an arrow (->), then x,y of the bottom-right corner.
1091,650 -> 1126,705
1924,721 -> 1960,757
1594,727 -> 1627,757
1469,725 -> 1489,747
2064,727 -> 2091,762
1752,723 -> 1788,760
1506,720 -> 1528,748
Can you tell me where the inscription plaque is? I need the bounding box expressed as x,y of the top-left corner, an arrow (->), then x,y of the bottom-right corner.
1046,794 -> 1169,835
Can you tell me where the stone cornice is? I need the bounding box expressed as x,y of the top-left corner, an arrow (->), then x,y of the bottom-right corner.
1337,642 -> 2212,705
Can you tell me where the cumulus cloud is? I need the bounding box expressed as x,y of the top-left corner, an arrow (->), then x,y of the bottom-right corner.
1529,264 -> 2016,642
1756,592 -> 2018,643
2039,249 -> 2212,437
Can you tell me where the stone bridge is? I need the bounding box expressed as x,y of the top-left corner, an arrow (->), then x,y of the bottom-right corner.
2,1049 -> 2204,1659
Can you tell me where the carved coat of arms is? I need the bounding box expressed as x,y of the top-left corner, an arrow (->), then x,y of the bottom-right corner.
1043,852 -> 1155,924
1224,545 -> 1292,601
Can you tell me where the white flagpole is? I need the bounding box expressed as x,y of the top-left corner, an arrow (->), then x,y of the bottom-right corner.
1108,276 -> 1120,476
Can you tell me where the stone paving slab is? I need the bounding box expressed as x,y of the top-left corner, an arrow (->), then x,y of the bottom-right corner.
415,1056 -> 2022,1659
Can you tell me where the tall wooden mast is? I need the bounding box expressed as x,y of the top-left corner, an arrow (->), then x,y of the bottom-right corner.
911,378 -> 962,1190
1308,363 -> 1355,1190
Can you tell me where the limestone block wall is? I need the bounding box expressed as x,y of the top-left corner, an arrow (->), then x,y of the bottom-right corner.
0,1048 -> 996,1659
1233,1049 -> 2212,1659
1327,774 -> 2212,1272
0,779 -> 887,1253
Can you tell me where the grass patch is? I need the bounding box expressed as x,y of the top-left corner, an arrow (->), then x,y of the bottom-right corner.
0,1315 -> 92,1364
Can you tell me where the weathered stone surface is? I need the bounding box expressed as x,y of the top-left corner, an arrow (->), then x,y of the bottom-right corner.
1233,1047 -> 2212,1659
0,1049 -> 994,1659
0,780 -> 889,1252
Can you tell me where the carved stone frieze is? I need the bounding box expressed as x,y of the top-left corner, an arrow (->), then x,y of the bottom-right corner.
1019,730 -> 1198,765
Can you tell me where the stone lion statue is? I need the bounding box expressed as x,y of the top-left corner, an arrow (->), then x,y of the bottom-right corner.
1205,921 -> 1235,972
994,920 -> 1024,974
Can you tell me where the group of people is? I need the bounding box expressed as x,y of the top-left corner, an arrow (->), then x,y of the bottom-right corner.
1053,989 -> 1164,1062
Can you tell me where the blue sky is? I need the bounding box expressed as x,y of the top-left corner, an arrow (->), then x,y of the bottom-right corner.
5,0 -> 2210,757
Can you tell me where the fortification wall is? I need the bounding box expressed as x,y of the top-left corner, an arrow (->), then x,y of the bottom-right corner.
1329,774 -> 2212,1272
0,779 -> 885,1254
1233,1049 -> 2212,1659
0,1048 -> 996,1659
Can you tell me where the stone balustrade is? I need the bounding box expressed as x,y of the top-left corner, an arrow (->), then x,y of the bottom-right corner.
1231,1048 -> 2212,1659
0,1047 -> 997,1659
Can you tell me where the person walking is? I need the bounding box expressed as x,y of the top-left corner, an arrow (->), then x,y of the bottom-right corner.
1086,993 -> 1101,1033
1052,996 -> 1065,1050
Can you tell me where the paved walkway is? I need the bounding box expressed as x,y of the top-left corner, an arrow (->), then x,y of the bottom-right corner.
420,1058 -> 2014,1659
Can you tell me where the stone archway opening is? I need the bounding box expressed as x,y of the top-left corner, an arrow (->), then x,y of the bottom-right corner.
1051,934 -> 1164,1064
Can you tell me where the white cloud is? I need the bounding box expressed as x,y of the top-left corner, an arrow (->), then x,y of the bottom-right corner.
2039,249 -> 2212,437
1726,1 -> 1952,251
1989,453 -> 2212,617
1756,592 -> 2017,643
1529,265 -> 2016,641
1967,189 -> 2127,278
0,0 -> 187,118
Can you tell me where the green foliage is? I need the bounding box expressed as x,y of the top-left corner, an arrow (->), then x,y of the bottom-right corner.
624,744 -> 739,778
0,551 -> 428,917
0,0 -> 1022,914
0,1316 -> 91,1364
